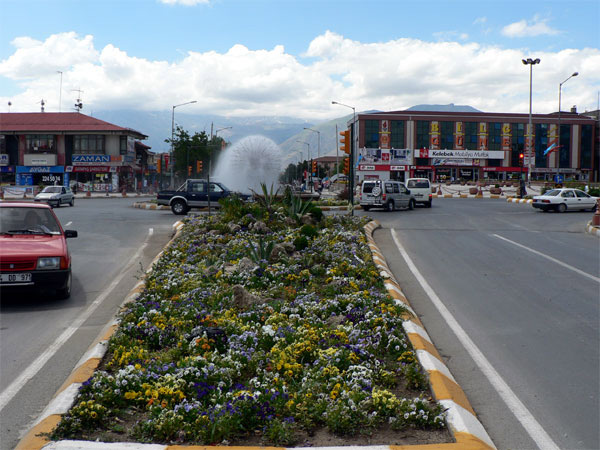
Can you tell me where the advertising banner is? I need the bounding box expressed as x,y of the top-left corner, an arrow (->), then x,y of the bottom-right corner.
478,122 -> 488,150
454,122 -> 464,150
501,123 -> 511,152
423,149 -> 504,159
430,121 -> 440,150
390,149 -> 412,164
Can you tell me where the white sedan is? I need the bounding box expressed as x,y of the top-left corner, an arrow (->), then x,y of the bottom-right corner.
532,188 -> 598,213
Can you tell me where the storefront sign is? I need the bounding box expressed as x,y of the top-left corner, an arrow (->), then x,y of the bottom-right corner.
17,166 -> 64,173
483,167 -> 529,172
24,154 -> 57,166
359,165 -> 376,171
432,158 -> 473,166
478,122 -> 488,150
0,154 -> 8,166
66,166 -> 119,173
421,149 -> 504,159
454,122 -> 464,150
0,166 -> 15,173
430,122 -> 440,150
501,123 -> 511,152
390,165 -> 407,171
390,149 -> 412,164
72,154 -> 111,164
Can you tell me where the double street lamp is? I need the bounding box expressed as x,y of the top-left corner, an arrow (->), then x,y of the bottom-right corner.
170,100 -> 197,187
303,127 -> 321,174
522,58 -> 540,184
296,140 -> 311,191
332,100 -> 356,215
556,72 -> 579,183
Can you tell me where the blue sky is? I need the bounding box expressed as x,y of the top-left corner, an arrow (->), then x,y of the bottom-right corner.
1,0 -> 599,118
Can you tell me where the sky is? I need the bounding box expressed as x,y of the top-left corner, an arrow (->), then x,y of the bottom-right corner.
1,0 -> 599,120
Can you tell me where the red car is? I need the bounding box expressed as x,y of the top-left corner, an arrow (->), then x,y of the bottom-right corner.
0,202 -> 77,299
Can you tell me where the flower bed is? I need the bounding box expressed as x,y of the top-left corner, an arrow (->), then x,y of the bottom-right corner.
52,191 -> 448,446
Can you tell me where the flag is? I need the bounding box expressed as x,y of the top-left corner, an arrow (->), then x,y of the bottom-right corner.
544,143 -> 558,156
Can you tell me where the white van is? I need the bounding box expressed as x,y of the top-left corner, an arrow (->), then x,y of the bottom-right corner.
406,178 -> 432,207
360,180 -> 415,211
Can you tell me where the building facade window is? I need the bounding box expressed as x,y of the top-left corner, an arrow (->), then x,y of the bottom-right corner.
559,124 -> 571,168
464,122 -> 478,149
74,135 -> 105,154
440,121 -> 454,149
364,120 -> 379,148
26,134 -> 55,153
581,124 -> 593,169
488,123 -> 502,151
416,120 -> 429,149
534,124 -> 548,168
120,136 -> 128,155
390,120 -> 405,148
511,123 -> 525,167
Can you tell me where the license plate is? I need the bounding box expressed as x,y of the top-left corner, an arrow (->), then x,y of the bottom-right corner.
0,273 -> 32,283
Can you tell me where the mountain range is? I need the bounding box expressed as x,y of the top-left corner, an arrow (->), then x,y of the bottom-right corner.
91,104 -> 481,165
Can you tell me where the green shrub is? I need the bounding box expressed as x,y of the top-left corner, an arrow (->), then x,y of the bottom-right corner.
293,235 -> 308,251
300,224 -> 318,238
308,206 -> 323,222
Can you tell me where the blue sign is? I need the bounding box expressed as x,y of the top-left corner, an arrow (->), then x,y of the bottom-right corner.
0,166 -> 15,173
72,154 -> 110,163
16,166 -> 65,173
554,174 -> 564,183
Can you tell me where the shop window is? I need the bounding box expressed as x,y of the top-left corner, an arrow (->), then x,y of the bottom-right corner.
390,120 -> 405,148
26,135 -> 55,152
74,135 -> 105,154
535,124 -> 548,168
416,121 -> 429,149
364,120 -> 379,148
120,136 -> 128,155
440,121 -> 454,149
581,124 -> 592,169
464,122 -> 478,148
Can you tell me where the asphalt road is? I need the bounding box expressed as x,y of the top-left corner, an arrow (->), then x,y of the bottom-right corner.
0,198 -> 179,450
358,199 -> 599,450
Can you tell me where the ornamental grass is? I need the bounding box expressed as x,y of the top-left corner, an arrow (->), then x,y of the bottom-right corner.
52,187 -> 446,446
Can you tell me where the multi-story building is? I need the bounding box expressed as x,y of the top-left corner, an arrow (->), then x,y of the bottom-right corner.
348,109 -> 597,183
0,112 -> 148,191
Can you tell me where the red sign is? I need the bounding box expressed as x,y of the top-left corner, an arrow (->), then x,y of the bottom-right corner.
483,167 -> 529,172
66,166 -> 118,173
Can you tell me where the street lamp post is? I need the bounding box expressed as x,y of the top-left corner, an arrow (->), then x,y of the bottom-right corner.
557,72 -> 579,184
304,127 -> 321,180
206,126 -> 232,216
522,58 -> 540,184
296,140 -> 311,191
332,101 -> 356,215
170,100 -> 197,188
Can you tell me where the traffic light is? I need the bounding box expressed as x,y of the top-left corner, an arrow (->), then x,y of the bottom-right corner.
312,160 -> 317,174
188,165 -> 192,176
339,130 -> 350,154
518,152 -> 524,167
343,157 -> 350,174
197,160 -> 203,173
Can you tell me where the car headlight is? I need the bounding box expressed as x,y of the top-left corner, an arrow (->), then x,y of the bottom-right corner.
37,257 -> 61,270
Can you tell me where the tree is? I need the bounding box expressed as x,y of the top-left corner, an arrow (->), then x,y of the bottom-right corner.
165,126 -> 210,181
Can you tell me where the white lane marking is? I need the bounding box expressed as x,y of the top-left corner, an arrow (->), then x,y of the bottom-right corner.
0,230 -> 152,411
64,221 -> 72,227
492,234 -> 600,284
391,228 -> 560,450
149,227 -> 154,236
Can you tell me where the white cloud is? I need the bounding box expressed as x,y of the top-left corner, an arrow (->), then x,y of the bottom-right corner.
1,31 -> 599,118
502,15 -> 560,38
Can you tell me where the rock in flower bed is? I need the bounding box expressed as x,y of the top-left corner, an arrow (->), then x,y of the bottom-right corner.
52,190 -> 449,446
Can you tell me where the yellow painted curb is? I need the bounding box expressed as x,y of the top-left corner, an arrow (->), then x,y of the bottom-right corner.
454,432 -> 496,450
407,333 -> 444,362
58,358 -> 102,392
427,371 -> 475,416
14,414 -> 61,450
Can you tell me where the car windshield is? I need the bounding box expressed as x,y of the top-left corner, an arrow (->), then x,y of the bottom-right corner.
41,186 -> 62,193
544,190 -> 561,196
407,180 -> 429,188
0,207 -> 62,235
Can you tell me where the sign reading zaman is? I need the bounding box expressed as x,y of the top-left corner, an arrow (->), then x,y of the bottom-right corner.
417,149 -> 504,159
72,154 -> 110,164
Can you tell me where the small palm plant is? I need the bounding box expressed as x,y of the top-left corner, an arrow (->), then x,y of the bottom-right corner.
246,236 -> 275,269
250,182 -> 280,213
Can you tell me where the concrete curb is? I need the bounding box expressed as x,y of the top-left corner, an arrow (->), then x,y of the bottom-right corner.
585,221 -> 600,237
505,197 -> 533,204
132,201 -> 171,210
363,220 -> 496,450
15,221 -> 185,450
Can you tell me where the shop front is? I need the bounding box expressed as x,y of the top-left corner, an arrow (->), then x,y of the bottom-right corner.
483,166 -> 529,181
66,165 -> 119,192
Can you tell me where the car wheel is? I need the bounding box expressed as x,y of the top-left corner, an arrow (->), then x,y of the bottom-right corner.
408,199 -> 416,210
557,203 -> 567,213
56,271 -> 72,299
362,205 -> 370,211
386,200 -> 395,212
171,200 -> 189,215
425,200 -> 432,208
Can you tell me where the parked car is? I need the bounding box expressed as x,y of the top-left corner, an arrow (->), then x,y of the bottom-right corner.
34,185 -> 75,208
359,180 -> 415,211
0,202 -> 78,299
532,188 -> 599,212
157,179 -> 252,215
406,178 -> 433,207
